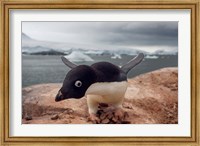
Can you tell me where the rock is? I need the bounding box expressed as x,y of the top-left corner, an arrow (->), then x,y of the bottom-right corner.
64,108 -> 74,114
121,121 -> 131,124
23,87 -> 32,94
99,113 -> 107,120
107,112 -> 113,119
25,115 -> 32,121
64,119 -> 71,124
96,104 -> 131,124
101,118 -> 110,124
51,114 -> 59,120
112,117 -> 118,122
22,67 -> 178,124
123,112 -> 129,119
69,115 -> 75,119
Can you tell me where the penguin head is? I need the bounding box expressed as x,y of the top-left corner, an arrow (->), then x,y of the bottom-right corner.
55,65 -> 97,102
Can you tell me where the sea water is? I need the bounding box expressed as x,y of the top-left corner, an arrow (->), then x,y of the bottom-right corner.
22,54 -> 178,87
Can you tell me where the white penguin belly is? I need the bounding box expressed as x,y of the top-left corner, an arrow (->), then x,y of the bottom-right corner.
86,81 -> 128,104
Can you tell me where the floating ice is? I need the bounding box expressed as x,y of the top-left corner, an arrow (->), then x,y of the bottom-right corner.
145,55 -> 159,59
111,53 -> 122,59
64,51 -> 94,62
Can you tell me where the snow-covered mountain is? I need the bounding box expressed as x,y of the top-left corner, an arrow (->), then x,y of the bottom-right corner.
22,46 -> 52,53
22,33 -> 178,56
22,33 -> 32,41
21,33 -> 145,55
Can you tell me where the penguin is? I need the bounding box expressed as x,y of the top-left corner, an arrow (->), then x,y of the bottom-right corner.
55,53 -> 144,121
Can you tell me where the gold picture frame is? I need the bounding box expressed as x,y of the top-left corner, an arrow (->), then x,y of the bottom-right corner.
0,0 -> 199,145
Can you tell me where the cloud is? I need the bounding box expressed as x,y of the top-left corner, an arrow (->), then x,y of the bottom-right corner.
93,22 -> 178,47
22,21 -> 178,52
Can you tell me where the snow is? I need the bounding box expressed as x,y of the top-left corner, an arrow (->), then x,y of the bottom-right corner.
64,51 -> 94,62
22,46 -> 51,53
111,53 -> 122,59
85,50 -> 104,55
152,50 -> 178,55
111,49 -> 144,55
145,55 -> 159,59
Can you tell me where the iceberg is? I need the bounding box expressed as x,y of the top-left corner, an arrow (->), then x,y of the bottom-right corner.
111,53 -> 122,59
64,51 -> 94,62
145,55 -> 159,59
84,50 -> 105,55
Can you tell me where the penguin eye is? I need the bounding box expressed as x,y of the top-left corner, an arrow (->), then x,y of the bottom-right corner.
75,80 -> 82,87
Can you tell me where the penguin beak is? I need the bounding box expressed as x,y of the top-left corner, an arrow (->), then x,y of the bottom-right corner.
55,90 -> 63,102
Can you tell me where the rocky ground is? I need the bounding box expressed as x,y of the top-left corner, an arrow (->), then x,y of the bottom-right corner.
22,67 -> 178,124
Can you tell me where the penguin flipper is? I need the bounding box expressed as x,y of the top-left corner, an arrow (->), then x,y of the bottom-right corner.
61,56 -> 77,69
121,53 -> 144,74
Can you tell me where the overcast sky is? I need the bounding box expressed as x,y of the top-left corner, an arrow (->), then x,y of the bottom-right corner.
22,21 -> 178,52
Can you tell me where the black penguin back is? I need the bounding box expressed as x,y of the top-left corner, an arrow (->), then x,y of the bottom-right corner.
91,62 -> 127,82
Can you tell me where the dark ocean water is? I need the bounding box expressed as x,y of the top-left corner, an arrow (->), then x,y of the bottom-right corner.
22,54 -> 178,87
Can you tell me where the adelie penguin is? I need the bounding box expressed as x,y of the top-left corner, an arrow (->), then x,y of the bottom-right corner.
55,53 -> 144,122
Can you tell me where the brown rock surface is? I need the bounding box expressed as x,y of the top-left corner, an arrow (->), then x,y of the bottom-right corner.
22,67 -> 178,124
